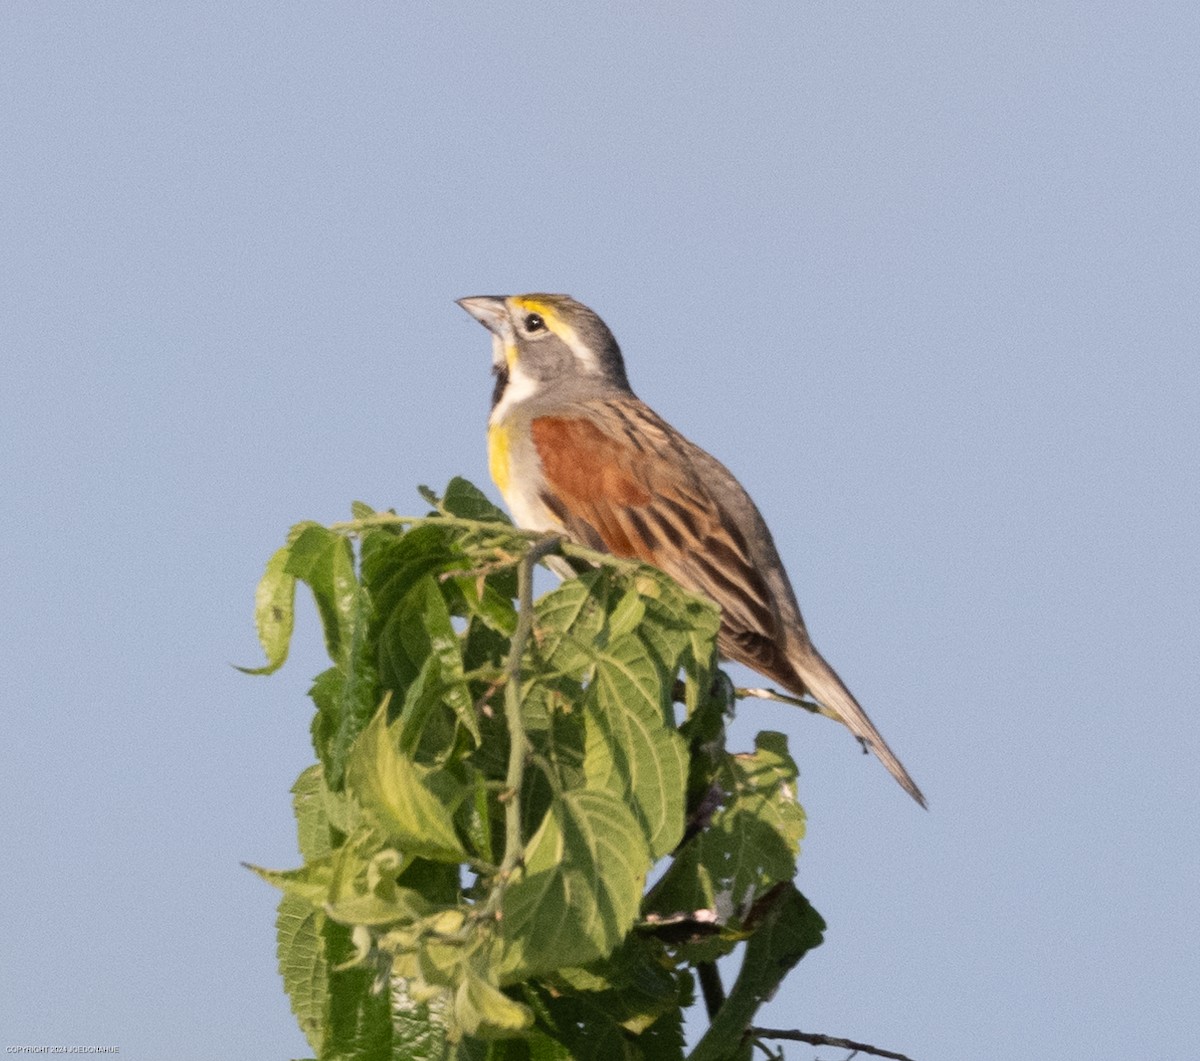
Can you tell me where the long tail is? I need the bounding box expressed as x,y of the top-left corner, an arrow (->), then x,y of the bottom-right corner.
789,643 -> 927,808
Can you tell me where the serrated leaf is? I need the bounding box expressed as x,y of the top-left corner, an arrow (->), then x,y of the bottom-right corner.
240,543 -> 297,674
410,576 -> 479,743
584,636 -> 688,859
633,573 -> 720,718
498,789 -> 650,980
366,525 -> 468,624
605,588 -> 646,642
322,919 -> 398,1060
391,977 -> 460,1061
292,764 -> 334,861
347,701 -> 469,862
532,571 -> 611,673
325,887 -> 433,928
277,895 -> 328,1056
292,764 -> 361,861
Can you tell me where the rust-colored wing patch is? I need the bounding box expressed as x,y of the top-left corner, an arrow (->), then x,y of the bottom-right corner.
531,415 -> 652,557
530,406 -> 795,687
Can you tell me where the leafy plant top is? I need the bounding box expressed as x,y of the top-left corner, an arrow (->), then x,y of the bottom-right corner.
245,479 -> 824,1061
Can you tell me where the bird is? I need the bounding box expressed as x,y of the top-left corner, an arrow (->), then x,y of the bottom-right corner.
456,293 -> 926,808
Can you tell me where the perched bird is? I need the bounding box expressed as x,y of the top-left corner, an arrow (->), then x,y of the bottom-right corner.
457,293 -> 925,807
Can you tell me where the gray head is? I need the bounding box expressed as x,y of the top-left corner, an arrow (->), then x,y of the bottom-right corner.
456,293 -> 632,409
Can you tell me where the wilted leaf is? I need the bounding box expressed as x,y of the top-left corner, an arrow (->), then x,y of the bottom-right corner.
239,543 -> 297,675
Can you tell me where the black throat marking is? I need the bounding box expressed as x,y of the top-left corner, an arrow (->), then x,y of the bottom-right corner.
491,363 -> 509,410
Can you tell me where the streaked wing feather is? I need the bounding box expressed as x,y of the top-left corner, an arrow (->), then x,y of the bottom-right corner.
531,406 -> 795,684
531,401 -> 928,807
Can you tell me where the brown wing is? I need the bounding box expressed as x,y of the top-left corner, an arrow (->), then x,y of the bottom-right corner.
532,400 -> 929,807
530,401 -> 798,688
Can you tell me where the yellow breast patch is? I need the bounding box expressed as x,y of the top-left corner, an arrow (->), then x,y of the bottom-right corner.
488,421 -> 511,496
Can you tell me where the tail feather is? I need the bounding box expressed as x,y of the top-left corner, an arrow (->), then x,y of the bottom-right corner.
790,645 -> 927,809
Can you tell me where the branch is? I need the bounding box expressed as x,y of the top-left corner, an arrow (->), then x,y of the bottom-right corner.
749,1027 -> 916,1061
329,512 -> 538,537
734,685 -> 841,722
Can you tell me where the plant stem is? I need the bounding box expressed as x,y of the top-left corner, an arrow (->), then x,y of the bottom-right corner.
483,536 -> 561,920
697,961 -> 725,1020
733,685 -> 839,721
329,513 -> 540,537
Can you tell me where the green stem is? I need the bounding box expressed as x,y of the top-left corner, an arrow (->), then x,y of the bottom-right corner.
329,513 -> 542,537
481,535 -> 562,921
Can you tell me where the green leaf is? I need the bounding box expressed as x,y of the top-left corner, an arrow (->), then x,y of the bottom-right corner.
391,978 -> 464,1061
454,965 -> 533,1039
687,884 -> 825,1061
532,571 -> 611,674
277,895 -> 328,1056
524,937 -> 688,1061
631,572 -> 720,718
322,918 -> 398,1061
453,574 -> 518,638
347,700 -> 470,862
369,535 -> 480,748
293,765 -> 334,861
248,859 -> 335,905
239,543 -> 297,675
645,732 -> 805,930
498,789 -> 650,980
308,589 -> 380,790
584,634 -> 688,859
548,935 -> 685,1036
365,524 -> 467,625
285,523 -> 360,667
292,764 -> 362,861
409,576 -> 479,744
440,477 -> 512,525
678,671 -> 734,820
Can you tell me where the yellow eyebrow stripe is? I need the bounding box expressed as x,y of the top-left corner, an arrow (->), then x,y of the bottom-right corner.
509,296 -> 591,370
510,297 -> 563,330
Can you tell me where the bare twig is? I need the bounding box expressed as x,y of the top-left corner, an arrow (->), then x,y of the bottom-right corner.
749,1027 -> 916,1061
734,685 -> 841,722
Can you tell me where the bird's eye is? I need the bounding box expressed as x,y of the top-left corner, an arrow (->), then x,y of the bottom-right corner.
523,313 -> 545,333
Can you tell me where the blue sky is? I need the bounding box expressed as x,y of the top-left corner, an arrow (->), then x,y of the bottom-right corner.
2,3 -> 1197,1058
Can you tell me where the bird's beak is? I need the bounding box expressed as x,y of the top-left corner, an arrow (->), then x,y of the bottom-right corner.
456,296 -> 510,337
